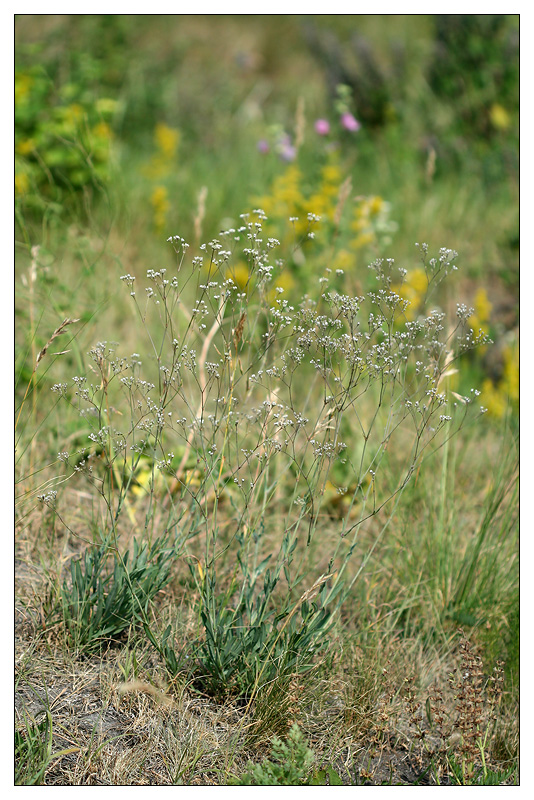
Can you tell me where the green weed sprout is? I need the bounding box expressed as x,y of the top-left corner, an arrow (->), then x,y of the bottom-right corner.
231,724 -> 315,785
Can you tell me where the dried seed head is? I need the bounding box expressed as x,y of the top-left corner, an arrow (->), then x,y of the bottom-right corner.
36,318 -> 80,367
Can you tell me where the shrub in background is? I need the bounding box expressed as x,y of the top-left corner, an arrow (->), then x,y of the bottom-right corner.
15,64 -> 117,218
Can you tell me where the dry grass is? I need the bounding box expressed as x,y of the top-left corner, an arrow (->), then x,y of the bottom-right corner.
15,492 -> 518,786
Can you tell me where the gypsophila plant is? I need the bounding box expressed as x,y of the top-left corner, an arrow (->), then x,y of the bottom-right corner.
51,209 -> 491,695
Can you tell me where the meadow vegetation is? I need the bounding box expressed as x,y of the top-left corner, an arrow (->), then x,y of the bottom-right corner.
15,14 -> 518,785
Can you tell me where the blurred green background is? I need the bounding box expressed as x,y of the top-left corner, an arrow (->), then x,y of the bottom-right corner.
15,13 -> 519,417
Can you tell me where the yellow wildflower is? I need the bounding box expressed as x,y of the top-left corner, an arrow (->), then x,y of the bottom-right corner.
227,262 -> 251,292
502,342 -> 519,406
408,268 -> 429,296
350,232 -> 375,250
273,271 -> 295,293
468,288 -> 492,345
268,270 -> 296,303
16,139 -> 35,156
15,172 -> 30,197
64,103 -> 84,124
92,121 -> 112,140
480,340 -> 518,418
481,378 -> 508,418
392,268 -> 429,321
368,196 -> 384,215
276,166 -> 302,206
151,185 -> 170,234
489,103 -> 511,131
155,123 -> 180,160
306,192 -> 331,219
142,123 -> 180,179
332,249 -> 355,271
15,72 -> 33,103
474,288 -> 492,322
255,166 -> 303,219
300,159 -> 342,222
321,163 -> 342,185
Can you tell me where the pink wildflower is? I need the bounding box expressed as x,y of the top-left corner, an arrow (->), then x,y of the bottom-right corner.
314,118 -> 330,135
341,112 -> 361,132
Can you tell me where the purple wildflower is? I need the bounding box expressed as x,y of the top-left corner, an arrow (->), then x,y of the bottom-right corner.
276,133 -> 297,162
279,143 -> 296,162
